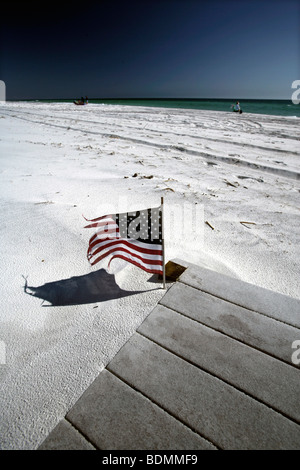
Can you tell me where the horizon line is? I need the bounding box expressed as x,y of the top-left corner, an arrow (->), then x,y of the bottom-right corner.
8,96 -> 292,102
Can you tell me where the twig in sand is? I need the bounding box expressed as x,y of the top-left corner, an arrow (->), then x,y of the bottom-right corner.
240,221 -> 256,228
34,200 -> 54,205
205,221 -> 214,230
224,179 -> 239,188
22,275 -> 28,292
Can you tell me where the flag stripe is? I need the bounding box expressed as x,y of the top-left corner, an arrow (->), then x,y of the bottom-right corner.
88,243 -> 163,264
83,214 -> 113,224
88,238 -> 162,258
89,247 -> 163,268
84,220 -> 116,229
89,227 -> 120,244
108,254 -> 163,275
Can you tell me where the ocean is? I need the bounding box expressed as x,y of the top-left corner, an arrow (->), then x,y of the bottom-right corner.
33,98 -> 300,118
41,98 -> 300,117
91,98 -> 300,118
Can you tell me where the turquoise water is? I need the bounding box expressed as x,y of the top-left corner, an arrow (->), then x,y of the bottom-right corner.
91,98 -> 300,117
36,98 -> 300,118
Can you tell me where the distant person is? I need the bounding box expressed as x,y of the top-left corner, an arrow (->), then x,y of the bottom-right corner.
74,96 -> 87,105
232,101 -> 243,114
85,96 -> 88,104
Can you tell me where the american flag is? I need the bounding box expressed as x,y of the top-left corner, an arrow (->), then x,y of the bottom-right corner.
84,205 -> 164,275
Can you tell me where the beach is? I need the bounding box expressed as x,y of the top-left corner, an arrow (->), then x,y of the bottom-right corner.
0,101 -> 299,449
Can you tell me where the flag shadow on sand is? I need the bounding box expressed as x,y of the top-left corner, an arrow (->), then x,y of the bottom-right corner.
23,269 -> 146,306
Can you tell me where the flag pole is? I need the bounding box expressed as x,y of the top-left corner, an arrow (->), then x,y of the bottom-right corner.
161,196 -> 166,289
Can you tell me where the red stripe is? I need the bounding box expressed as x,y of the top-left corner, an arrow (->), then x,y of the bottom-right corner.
108,255 -> 163,275
89,238 -> 162,256
88,238 -> 162,258
89,246 -> 163,267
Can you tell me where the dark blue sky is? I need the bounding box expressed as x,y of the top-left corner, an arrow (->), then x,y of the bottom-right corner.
1,0 -> 299,100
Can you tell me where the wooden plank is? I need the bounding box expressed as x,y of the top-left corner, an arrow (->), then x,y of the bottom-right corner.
179,265 -> 300,328
138,304 -> 300,423
160,282 -> 299,364
39,419 -> 96,450
66,369 -> 216,450
107,334 -> 300,449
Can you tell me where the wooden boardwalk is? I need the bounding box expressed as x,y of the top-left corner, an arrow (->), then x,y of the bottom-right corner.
39,261 -> 300,450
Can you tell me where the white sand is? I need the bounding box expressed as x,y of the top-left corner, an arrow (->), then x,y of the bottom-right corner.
0,101 -> 299,449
